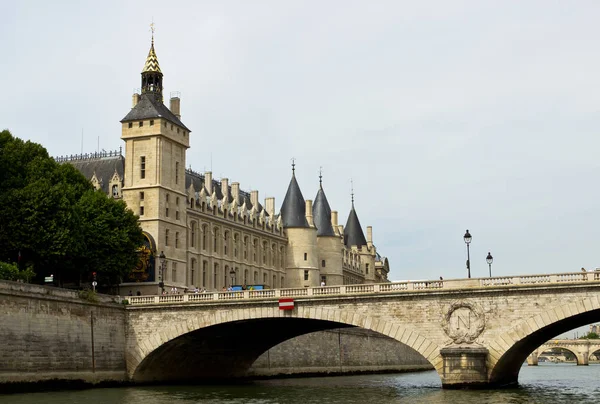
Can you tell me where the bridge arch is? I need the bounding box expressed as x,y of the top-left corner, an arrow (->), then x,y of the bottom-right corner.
128,305 -> 442,382
488,296 -> 600,386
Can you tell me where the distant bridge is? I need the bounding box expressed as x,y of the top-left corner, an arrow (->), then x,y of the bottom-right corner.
125,271 -> 600,388
528,339 -> 600,365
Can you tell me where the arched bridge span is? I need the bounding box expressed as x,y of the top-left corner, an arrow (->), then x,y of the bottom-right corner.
125,272 -> 600,388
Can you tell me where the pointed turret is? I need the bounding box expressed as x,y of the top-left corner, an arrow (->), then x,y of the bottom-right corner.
344,191 -> 367,247
280,162 -> 309,228
313,172 -> 335,236
141,32 -> 163,101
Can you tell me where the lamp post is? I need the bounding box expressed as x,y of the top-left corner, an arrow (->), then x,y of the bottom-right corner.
486,252 -> 493,278
159,251 -> 166,294
464,229 -> 472,278
229,268 -> 236,287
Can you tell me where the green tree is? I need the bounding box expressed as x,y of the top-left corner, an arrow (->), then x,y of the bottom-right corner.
0,130 -> 144,289
580,332 -> 600,339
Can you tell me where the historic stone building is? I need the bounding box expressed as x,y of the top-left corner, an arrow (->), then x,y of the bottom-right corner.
59,36 -> 389,294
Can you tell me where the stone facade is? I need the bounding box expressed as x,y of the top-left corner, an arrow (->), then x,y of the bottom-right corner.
60,36 -> 390,294
0,281 -> 126,385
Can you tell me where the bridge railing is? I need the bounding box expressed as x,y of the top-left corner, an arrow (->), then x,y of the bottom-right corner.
124,271 -> 600,306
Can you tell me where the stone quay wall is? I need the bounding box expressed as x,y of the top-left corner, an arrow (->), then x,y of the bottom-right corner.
249,328 -> 433,377
0,281 -> 127,386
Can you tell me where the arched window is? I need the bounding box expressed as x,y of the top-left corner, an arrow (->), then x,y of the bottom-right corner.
202,261 -> 208,287
243,236 -> 248,260
190,259 -> 196,286
190,222 -> 196,248
262,241 -> 267,264
234,233 -> 239,257
214,263 -> 219,289
253,239 -> 257,262
271,243 -> 276,267
254,271 -> 258,283
202,224 -> 208,250
244,269 -> 248,284
224,231 -> 229,256
213,228 -> 219,253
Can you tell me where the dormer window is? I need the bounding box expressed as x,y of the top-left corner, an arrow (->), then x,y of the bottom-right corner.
128,122 -> 133,128
112,184 -> 119,198
150,120 -> 154,126
139,121 -> 143,127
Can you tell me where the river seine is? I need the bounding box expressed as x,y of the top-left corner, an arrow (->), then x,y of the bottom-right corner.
4,363 -> 600,404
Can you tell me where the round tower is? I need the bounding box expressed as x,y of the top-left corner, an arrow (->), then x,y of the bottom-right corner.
280,163 -> 318,288
313,173 -> 343,286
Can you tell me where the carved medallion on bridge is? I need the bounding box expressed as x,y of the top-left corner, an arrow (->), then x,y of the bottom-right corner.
442,301 -> 485,344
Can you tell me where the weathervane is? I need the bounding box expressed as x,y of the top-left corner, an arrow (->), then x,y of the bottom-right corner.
150,20 -> 155,44
291,157 -> 296,174
350,178 -> 355,206
319,166 -> 323,187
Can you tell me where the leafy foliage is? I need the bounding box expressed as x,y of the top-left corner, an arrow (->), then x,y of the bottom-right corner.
0,130 -> 144,289
580,332 -> 600,340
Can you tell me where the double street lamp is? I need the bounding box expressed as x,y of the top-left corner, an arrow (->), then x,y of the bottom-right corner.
486,252 -> 494,278
159,251 -> 166,294
464,229 -> 472,278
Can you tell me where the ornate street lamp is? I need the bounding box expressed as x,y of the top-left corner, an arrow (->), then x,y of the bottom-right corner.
486,252 -> 494,278
159,251 -> 166,293
464,230 -> 472,279
229,268 -> 236,287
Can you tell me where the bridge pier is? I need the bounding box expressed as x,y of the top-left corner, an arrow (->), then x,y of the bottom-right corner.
527,350 -> 538,366
440,345 -> 489,389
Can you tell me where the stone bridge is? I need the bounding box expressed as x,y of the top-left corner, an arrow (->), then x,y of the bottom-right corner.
527,339 -> 600,366
124,271 -> 600,388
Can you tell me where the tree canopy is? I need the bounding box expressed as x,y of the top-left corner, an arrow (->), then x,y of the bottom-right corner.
0,129 -> 144,289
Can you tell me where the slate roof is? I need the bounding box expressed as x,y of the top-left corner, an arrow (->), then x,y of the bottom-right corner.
280,173 -> 309,228
185,169 -> 264,214
344,205 -> 367,247
120,92 -> 190,131
313,186 -> 335,236
142,41 -> 161,73
66,154 -> 124,194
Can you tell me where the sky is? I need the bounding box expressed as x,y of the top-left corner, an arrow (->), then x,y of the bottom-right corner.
2,1 -> 600,286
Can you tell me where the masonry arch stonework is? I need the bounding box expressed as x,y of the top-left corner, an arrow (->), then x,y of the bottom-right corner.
488,295 -> 600,385
127,306 -> 442,380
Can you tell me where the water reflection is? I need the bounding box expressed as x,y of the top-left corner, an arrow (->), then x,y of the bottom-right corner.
4,364 -> 600,404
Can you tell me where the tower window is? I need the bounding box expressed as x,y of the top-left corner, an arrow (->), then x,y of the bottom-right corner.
140,156 -> 146,179
175,232 -> 179,248
165,229 -> 169,246
172,263 -> 177,283
177,128 -> 180,134
304,270 -> 309,281
304,253 -> 307,261
176,197 -> 179,206
164,121 -> 167,127
366,264 -> 369,274
139,206 -> 144,216
128,122 -> 132,128
139,121 -> 143,127
166,207 -> 169,217
322,260 -> 326,268
150,120 -> 154,126
176,211 -> 179,220
139,192 -> 144,200
175,162 -> 179,184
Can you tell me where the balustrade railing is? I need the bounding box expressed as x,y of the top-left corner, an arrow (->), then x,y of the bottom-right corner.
124,271 -> 600,306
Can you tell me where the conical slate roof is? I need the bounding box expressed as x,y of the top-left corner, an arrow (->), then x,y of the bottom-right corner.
344,205 -> 367,247
313,186 -> 335,236
280,173 -> 309,228
142,39 -> 162,73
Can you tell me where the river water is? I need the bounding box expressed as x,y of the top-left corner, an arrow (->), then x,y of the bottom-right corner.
4,363 -> 600,404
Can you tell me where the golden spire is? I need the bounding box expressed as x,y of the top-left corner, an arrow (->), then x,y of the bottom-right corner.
142,22 -> 161,73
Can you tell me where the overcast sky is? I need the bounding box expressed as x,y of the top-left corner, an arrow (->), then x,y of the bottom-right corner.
3,1 -> 600,285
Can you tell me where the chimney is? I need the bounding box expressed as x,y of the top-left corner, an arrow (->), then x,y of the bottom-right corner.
170,96 -> 181,119
331,210 -> 338,227
265,197 -> 275,217
367,226 -> 373,247
221,178 -> 229,200
205,171 -> 212,195
250,190 -> 259,207
132,93 -> 140,108
306,200 -> 314,227
231,182 -> 240,202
